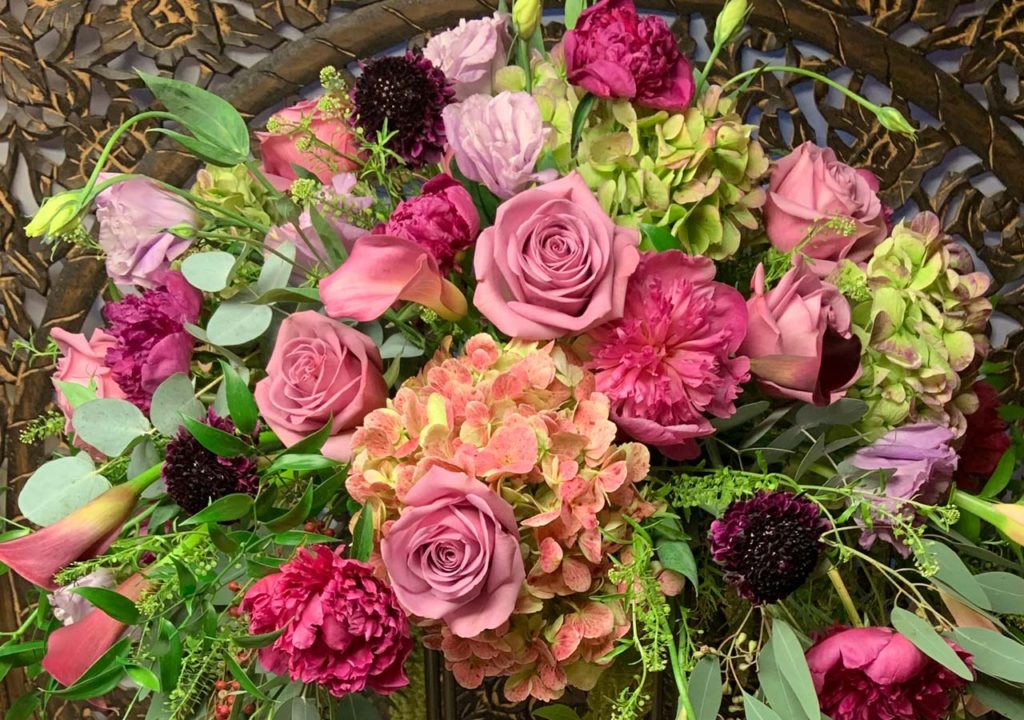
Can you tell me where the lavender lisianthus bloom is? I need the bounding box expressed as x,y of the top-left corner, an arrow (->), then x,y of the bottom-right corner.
95,176 -> 197,288
49,569 -> 117,626
423,13 -> 510,100
850,423 -> 958,556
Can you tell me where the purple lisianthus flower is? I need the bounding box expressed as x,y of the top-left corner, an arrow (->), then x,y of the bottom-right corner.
850,423 -> 958,556
49,569 -> 117,626
95,176 -> 197,288
423,13 -> 509,100
103,271 -> 202,413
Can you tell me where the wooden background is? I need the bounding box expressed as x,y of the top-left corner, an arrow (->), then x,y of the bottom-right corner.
1,0 -> 1022,717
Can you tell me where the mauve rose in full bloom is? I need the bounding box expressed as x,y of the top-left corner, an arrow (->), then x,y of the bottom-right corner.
102,271 -> 202,413
50,327 -> 126,437
474,172 -> 640,340
373,174 -> 479,272
424,13 -> 509,100
255,311 -> 387,462
257,98 -> 361,184
765,141 -> 889,276
740,257 -> 861,406
443,91 -> 555,199
850,423 -> 958,556
95,177 -> 196,288
563,0 -> 694,111
806,626 -> 972,720
381,465 -> 526,638
243,545 -> 412,698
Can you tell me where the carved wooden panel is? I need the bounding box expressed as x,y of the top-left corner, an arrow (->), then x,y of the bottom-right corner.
1,0 -> 1022,717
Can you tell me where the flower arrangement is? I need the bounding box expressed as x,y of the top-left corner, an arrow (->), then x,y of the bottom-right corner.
4,1 -> 1024,719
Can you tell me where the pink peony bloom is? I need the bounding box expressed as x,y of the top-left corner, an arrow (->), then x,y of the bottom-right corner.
257,98 -> 361,184
806,626 -> 972,720
765,141 -> 889,276
442,91 -> 554,199
320,235 -> 468,322
50,327 -> 126,441
242,545 -> 412,698
373,174 -> 479,272
563,0 -> 694,111
95,176 -> 196,288
586,251 -> 749,460
255,311 -> 387,462
740,257 -> 861,406
424,13 -> 510,100
474,172 -> 640,340
381,465 -> 526,638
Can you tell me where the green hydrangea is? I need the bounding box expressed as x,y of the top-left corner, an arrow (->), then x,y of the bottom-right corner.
848,214 -> 992,437
577,85 -> 768,259
192,163 -> 276,229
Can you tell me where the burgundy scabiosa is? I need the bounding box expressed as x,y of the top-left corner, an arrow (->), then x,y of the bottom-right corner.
351,50 -> 454,168
710,490 -> 830,604
163,409 -> 259,515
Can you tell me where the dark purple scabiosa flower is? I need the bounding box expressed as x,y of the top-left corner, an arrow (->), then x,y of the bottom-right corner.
162,409 -> 259,515
102,271 -> 202,413
351,50 -> 454,168
710,490 -> 830,605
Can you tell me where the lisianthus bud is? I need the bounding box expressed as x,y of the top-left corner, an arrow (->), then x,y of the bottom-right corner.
512,0 -> 541,38
25,190 -> 86,238
713,0 -> 749,46
876,106 -> 916,136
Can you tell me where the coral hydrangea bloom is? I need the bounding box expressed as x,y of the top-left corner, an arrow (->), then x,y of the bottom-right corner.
586,251 -> 749,460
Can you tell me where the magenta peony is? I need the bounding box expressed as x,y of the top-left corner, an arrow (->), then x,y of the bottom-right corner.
95,176 -> 196,288
254,311 -> 387,462
423,13 -> 509,100
50,327 -> 126,440
764,141 -> 888,276
563,0 -> 694,111
806,626 -> 972,720
741,257 -> 861,405
256,98 -> 361,184
381,465 -> 526,638
586,251 -> 749,460
243,545 -> 412,698
373,173 -> 479,272
473,172 -> 640,340
442,91 -> 554,199
102,271 -> 202,413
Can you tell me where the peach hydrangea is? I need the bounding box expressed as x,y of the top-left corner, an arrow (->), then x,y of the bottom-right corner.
347,334 -> 662,701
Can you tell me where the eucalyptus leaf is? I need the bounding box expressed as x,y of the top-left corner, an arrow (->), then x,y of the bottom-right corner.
794,398 -> 867,427
206,302 -> 274,347
951,627 -> 1024,683
890,607 -> 973,680
54,379 -> 96,409
770,620 -> 819,720
357,321 -> 384,347
181,251 -> 236,292
72,398 -> 152,457
926,540 -> 992,610
379,333 -> 424,359
743,692 -> 783,720
656,539 -> 698,587
18,454 -> 110,526
712,401 -> 770,432
758,634 -> 806,719
150,373 -> 203,436
969,678 -> 1024,719
274,696 -> 321,720
257,240 -> 296,295
249,287 -> 323,305
977,572 -> 1024,615
689,655 -> 723,720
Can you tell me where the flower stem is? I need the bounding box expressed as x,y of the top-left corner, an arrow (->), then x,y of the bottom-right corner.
826,562 -> 862,627
721,64 -> 881,116
126,462 -> 165,495
79,110 -> 178,202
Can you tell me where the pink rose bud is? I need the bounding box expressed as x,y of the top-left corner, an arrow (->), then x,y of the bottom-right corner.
256,98 -> 361,184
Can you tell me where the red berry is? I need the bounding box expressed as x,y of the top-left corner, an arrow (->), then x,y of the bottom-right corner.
228,606 -> 243,618
304,521 -> 318,532
243,704 -> 256,716
231,681 -> 241,690
215,679 -> 228,691
228,581 -> 241,592
323,528 -> 336,537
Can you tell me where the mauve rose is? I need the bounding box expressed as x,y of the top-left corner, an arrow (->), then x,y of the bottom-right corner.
50,327 -> 126,435
255,311 -> 387,462
442,92 -> 555,199
741,257 -> 861,406
381,465 -> 525,638
807,626 -> 972,720
474,172 -> 640,340
95,177 -> 196,288
564,0 -> 694,111
423,13 -> 509,100
257,98 -> 361,184
765,141 -> 888,276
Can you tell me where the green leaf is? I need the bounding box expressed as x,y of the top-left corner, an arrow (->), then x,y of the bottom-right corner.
209,523 -> 239,553
258,240 -> 296,295
206,302 -> 274,347
273,530 -> 342,545
54,379 -> 96,409
125,663 -> 162,692
157,619 -> 182,693
449,158 -> 500,227
182,413 -> 252,457
890,607 -> 973,680
249,286 -> 323,305
172,557 -> 198,597
926,540 -> 992,610
182,493 -> 254,525
770,620 -> 819,720
951,627 -> 1024,683
6,693 -> 40,720
72,397 -> 152,456
384,353 -> 402,388
758,635 -> 805,719
743,692 -> 783,720
219,360 -> 259,435
71,586 -> 140,624
0,641 -> 45,666
977,572 -> 1024,615
351,505 -> 374,562
275,697 -> 321,720
266,480 -> 315,532
981,447 -> 1016,498
267,454 -> 339,474
969,678 -> 1024,719
226,653 -> 272,701
52,637 -> 131,699
656,539 -> 698,587
379,333 -> 425,360
181,251 -> 236,292
570,92 -> 597,157
689,655 -> 723,720
137,70 -> 250,164
286,416 -> 334,455
232,626 -> 286,649
310,205 -> 347,267
311,469 -> 347,515
640,222 -> 680,252
533,705 -> 582,720
150,372 -> 204,436
564,0 -> 586,29
794,398 -> 868,427
18,453 -> 110,526
150,127 -> 238,166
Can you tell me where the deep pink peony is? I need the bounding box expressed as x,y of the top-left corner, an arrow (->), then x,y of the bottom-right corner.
563,0 -> 694,111
380,465 -> 526,638
764,141 -> 888,276
423,13 -> 509,100
50,327 -> 126,439
586,251 -> 749,460
255,311 -> 387,462
243,545 -> 412,698
740,257 -> 861,405
102,271 -> 202,413
806,626 -> 972,720
473,172 -> 640,340
373,174 -> 479,272
257,98 -> 361,184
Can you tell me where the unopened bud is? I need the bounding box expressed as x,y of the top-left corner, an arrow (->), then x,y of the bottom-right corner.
714,0 -> 749,46
512,0 -> 541,39
25,190 -> 86,239
875,106 -> 916,137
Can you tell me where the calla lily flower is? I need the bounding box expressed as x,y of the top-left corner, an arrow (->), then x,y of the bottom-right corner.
319,235 -> 468,322
41,572 -> 150,686
952,490 -> 1024,546
0,469 -> 157,589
